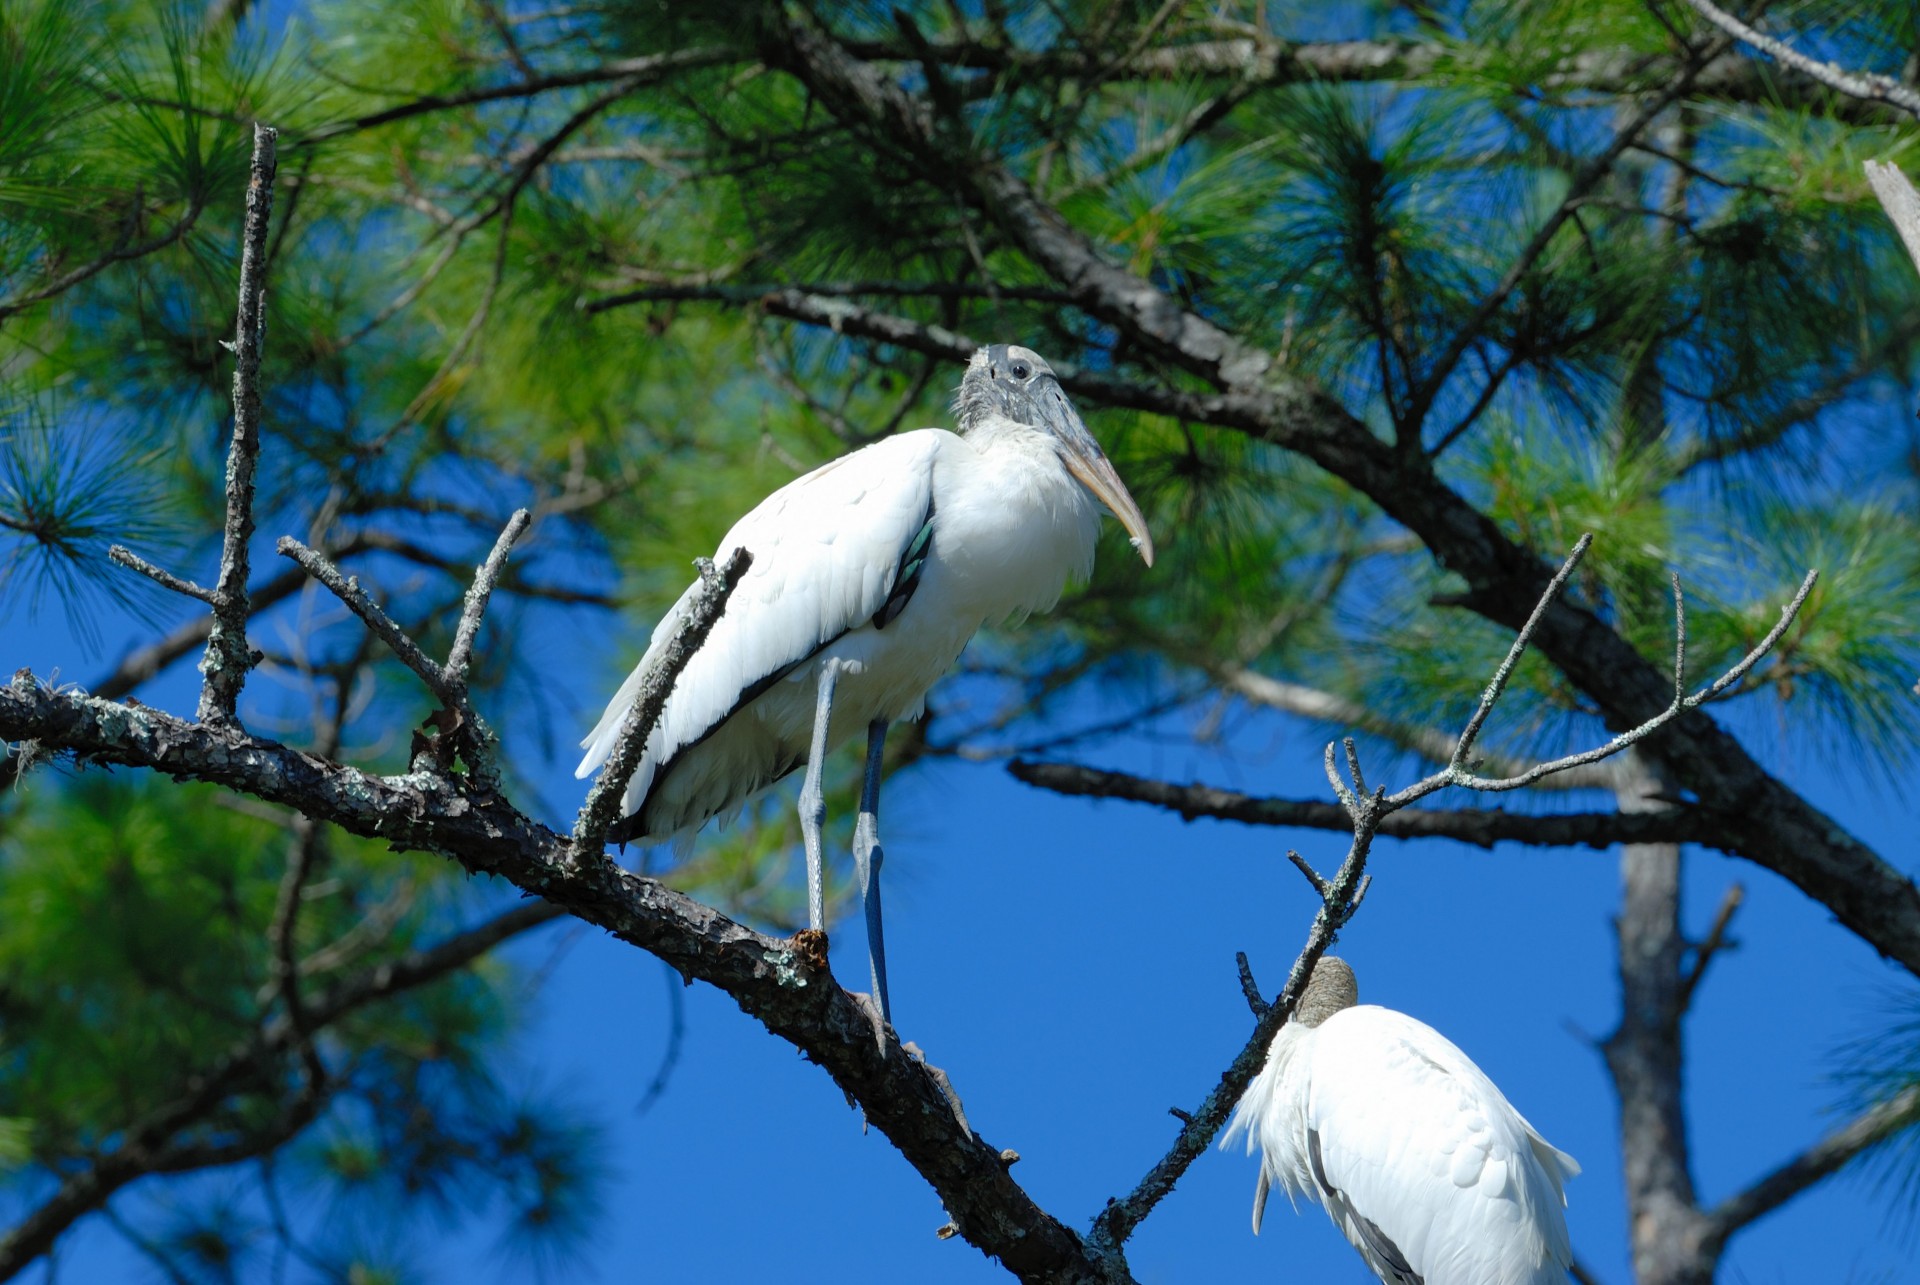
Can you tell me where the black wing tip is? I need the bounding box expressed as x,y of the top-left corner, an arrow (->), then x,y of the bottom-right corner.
606,813 -> 643,847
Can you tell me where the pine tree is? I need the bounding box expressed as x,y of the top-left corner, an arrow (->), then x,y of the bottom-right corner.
1,2 -> 1916,1281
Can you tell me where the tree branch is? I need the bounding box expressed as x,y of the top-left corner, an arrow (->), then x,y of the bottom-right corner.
298,47 -> 739,143
0,674 -> 1117,1284
198,123 -> 278,725
1214,668 -> 1624,791
1704,1083 -> 1920,1250
1677,882 -> 1743,1014
750,21 -> 1920,977
570,548 -> 752,858
1679,0 -> 1920,119
1865,161 -> 1920,282
1007,759 -> 1709,849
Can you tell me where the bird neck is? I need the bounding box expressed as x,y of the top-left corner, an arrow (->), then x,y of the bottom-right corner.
961,411 -> 1048,451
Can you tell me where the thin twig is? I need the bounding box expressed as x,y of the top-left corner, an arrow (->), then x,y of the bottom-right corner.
1235,951 -> 1268,1017
199,123 -> 279,725
267,817 -> 326,1087
445,508 -> 532,691
1413,552 -> 1817,802
107,546 -> 214,604
634,959 -> 690,1117
1677,882 -> 1744,1013
571,548 -> 753,858
1670,571 -> 1687,706
1286,850 -> 1329,897
1451,534 -> 1594,770
275,537 -> 450,699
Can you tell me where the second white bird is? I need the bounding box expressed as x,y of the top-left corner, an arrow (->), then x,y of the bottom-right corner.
1225,956 -> 1579,1285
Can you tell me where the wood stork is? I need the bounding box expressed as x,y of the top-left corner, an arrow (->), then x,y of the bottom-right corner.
1223,956 -> 1579,1285
576,344 -> 1153,1023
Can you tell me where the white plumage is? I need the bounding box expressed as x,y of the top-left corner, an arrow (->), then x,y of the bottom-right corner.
577,423 -> 1107,839
576,344 -> 1152,1019
1224,957 -> 1579,1285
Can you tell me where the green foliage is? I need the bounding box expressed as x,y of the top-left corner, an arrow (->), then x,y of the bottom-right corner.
1,0 -> 1918,1271
0,774 -> 602,1270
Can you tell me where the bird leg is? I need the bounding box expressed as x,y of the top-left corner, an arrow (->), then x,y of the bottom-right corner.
797,659 -> 844,933
853,717 -> 891,1030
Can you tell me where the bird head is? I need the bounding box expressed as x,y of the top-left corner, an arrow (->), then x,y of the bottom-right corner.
1294,956 -> 1359,1028
955,344 -> 1155,566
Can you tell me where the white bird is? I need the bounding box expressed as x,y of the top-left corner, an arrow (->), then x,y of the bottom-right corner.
1223,956 -> 1579,1285
577,344 -> 1153,1022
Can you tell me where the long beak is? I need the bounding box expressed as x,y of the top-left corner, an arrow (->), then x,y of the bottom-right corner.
1037,379 -> 1155,567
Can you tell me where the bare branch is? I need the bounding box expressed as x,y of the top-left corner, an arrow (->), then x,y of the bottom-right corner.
0,202 -> 204,323
1234,952 -> 1267,1017
1677,882 -> 1743,1014
1865,161 -> 1920,282
275,536 -> 451,699
1216,669 -> 1624,790
297,47 -> 739,143
1396,560 -> 1819,803
1287,849 -> 1330,896
1007,759 -> 1709,849
266,817 -> 325,1088
1680,0 -> 1920,119
571,548 -> 753,858
1670,572 -> 1687,707
590,278 -> 1075,313
198,123 -> 279,725
445,508 -> 532,692
1088,761 -> 1381,1254
1450,535 -> 1593,771
1704,1083 -> 1920,1247
0,676 -> 1115,1284
106,546 -> 215,604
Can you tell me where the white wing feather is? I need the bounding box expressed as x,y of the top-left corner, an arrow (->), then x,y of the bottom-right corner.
1226,1005 -> 1578,1285
575,431 -> 947,822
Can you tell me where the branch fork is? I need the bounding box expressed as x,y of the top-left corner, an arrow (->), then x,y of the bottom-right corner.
1083,533 -> 1817,1264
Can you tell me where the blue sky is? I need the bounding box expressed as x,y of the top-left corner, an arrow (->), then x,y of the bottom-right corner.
5,557 -> 1915,1284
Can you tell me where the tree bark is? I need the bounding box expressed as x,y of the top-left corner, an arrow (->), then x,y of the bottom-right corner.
1603,754 -> 1713,1285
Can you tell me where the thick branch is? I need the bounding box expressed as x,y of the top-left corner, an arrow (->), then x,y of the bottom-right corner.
1865,161 -> 1920,281
760,21 -> 1920,978
1008,759 -> 1707,849
1703,1083 -> 1920,1249
837,33 -> 1898,122
0,675 -> 1120,1285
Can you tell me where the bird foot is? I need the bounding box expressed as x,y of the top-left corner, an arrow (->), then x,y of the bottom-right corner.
852,988 -> 893,1055
901,1039 -> 974,1138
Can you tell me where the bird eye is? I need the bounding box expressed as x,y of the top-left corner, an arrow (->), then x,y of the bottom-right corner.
1010,360 -> 1032,380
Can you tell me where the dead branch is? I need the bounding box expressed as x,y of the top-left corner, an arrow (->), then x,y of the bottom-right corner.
199,123 -> 279,725
1680,0 -> 1920,119
570,549 -> 752,859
